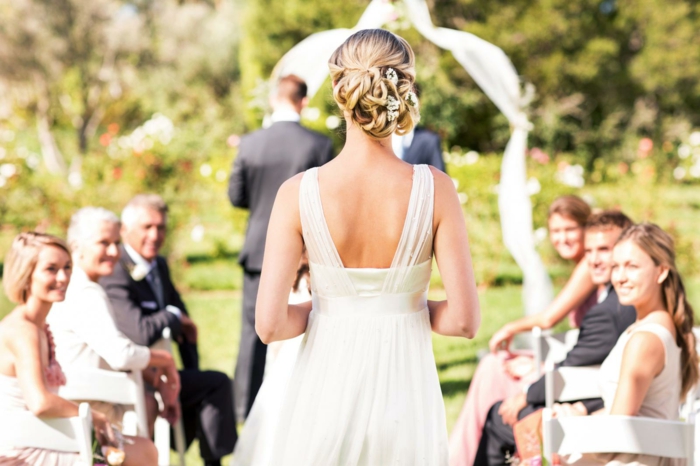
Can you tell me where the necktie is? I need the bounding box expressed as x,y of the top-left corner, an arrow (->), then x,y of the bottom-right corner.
148,265 -> 165,309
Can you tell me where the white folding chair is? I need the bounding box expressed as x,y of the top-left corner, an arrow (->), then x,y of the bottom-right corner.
532,326 -> 580,378
151,327 -> 186,466
542,363 -> 696,465
59,368 -> 149,437
0,402 -> 93,464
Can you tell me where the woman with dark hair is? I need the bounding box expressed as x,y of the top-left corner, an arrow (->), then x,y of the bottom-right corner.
450,195 -> 596,466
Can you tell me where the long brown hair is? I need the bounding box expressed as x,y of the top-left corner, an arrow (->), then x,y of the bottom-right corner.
617,223 -> 699,397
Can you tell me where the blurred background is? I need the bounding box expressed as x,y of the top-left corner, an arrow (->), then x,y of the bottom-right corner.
1,0 -> 700,462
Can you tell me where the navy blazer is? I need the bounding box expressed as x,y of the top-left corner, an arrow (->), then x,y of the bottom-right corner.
402,127 -> 446,172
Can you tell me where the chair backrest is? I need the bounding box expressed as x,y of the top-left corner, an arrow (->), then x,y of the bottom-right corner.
0,402 -> 93,463
533,327 -> 580,378
150,327 -> 186,466
544,415 -> 695,460
544,364 -> 601,408
59,368 -> 149,437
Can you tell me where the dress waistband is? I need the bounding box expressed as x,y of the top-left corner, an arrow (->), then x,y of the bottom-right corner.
312,291 -> 428,317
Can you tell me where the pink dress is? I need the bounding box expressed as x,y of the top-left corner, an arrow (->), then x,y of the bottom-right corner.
0,326 -> 77,465
448,291 -> 599,466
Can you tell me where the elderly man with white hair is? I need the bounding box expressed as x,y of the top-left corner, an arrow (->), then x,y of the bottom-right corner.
100,194 -> 236,466
49,207 -> 181,432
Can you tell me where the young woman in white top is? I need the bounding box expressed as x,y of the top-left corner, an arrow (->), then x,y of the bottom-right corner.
0,232 -> 157,465
49,207 -> 181,433
556,223 -> 698,465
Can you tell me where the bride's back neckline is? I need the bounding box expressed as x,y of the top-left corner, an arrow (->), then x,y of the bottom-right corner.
313,165 -> 419,271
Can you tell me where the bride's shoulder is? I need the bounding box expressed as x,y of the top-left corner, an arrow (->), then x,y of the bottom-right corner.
278,172 -> 304,196
430,166 -> 458,200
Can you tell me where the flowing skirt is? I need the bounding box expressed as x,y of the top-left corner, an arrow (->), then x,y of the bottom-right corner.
268,308 -> 448,466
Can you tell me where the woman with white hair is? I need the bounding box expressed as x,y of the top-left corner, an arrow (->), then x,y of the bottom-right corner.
48,207 -> 181,432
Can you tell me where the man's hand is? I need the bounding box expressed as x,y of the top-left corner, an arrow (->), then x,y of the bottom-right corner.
498,393 -> 528,427
489,326 -> 513,353
157,379 -> 181,425
162,361 -> 181,396
552,402 -> 587,418
180,314 -> 198,344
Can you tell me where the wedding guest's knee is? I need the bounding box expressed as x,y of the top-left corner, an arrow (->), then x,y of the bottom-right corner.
123,435 -> 158,466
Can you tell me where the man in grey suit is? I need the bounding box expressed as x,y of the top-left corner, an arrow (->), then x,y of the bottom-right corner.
228,75 -> 334,421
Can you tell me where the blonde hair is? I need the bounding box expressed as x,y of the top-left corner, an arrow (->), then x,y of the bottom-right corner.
328,29 -> 419,139
3,232 -> 71,304
616,223 -> 699,397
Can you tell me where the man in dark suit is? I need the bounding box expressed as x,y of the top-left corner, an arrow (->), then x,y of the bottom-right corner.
228,74 -> 334,421
474,211 -> 635,466
392,126 -> 446,172
101,194 -> 236,466
391,85 -> 446,171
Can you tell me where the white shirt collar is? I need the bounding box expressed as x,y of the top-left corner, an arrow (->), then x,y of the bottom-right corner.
597,284 -> 612,304
391,129 -> 415,160
124,243 -> 156,271
270,109 -> 301,123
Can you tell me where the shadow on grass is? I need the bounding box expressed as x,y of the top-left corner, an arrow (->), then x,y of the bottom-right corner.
441,379 -> 472,397
436,355 -> 478,372
186,251 -> 239,264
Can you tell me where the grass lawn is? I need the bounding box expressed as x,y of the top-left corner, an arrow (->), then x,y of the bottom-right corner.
2,279 -> 700,464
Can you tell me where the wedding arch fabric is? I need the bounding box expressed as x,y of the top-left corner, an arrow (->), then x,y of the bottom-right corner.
270,0 -> 553,316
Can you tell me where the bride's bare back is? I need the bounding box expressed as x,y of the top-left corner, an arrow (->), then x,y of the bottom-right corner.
317,156 -> 417,269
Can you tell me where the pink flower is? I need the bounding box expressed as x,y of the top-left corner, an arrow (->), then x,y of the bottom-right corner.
638,138 -> 653,158
528,147 -> 550,164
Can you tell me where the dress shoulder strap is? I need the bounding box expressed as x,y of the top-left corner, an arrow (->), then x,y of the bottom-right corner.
299,168 -> 343,269
383,164 -> 435,292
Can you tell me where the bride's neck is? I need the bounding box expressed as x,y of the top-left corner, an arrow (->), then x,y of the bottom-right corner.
336,118 -> 396,164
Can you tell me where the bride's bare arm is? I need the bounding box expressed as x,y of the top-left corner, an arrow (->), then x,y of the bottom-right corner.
255,175 -> 311,344
428,167 -> 481,338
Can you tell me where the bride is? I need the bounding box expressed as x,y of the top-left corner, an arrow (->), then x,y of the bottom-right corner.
248,28 -> 481,465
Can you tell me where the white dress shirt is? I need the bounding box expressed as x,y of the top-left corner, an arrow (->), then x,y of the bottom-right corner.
391,129 -> 415,160
48,266 -> 151,372
270,109 -> 301,123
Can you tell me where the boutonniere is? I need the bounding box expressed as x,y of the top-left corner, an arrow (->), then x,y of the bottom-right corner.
127,263 -> 150,282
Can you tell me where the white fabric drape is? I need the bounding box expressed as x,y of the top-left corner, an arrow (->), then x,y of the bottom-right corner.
269,0 -> 553,316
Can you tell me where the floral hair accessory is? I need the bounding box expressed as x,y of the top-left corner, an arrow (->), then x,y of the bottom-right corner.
386,95 -> 400,121
385,68 -> 398,86
406,91 -> 418,107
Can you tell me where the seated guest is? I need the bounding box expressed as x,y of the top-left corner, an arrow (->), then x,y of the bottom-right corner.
100,194 -> 236,466
48,207 -> 181,432
0,232 -> 156,465
555,223 -> 697,465
450,195 -> 596,465
474,210 -> 636,465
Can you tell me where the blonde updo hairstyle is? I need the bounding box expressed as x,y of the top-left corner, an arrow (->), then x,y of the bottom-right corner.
329,29 -> 420,139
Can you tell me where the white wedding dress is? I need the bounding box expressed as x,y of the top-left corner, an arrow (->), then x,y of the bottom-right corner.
235,164 -> 448,466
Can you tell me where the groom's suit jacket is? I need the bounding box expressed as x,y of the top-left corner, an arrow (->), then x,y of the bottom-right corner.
100,245 -> 199,369
525,286 -> 636,411
228,120 -> 334,272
